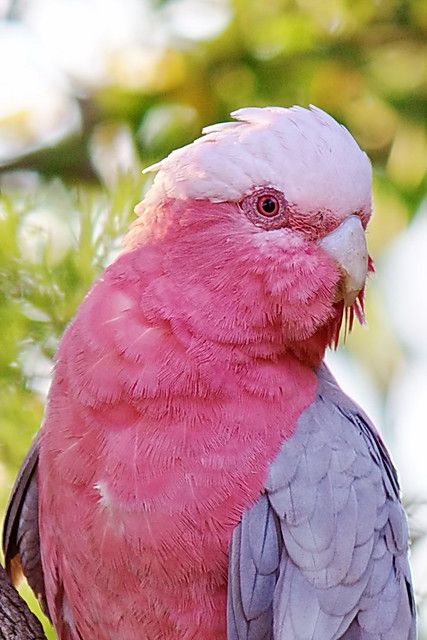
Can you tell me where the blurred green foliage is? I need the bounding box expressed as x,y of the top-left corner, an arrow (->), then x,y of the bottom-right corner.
1,0 -> 427,636
0,176 -> 143,637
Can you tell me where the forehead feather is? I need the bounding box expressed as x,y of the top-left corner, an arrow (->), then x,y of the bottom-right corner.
144,106 -> 371,216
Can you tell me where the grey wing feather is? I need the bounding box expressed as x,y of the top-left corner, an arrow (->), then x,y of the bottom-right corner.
227,364 -> 416,640
2,435 -> 48,617
228,495 -> 280,640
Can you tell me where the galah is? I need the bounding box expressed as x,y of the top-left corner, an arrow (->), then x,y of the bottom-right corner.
3,106 -> 416,640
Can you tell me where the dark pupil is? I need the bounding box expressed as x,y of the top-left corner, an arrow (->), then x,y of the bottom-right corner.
262,198 -> 277,213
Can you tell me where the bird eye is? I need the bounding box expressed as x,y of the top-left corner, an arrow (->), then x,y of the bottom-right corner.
257,196 -> 280,217
240,187 -> 288,230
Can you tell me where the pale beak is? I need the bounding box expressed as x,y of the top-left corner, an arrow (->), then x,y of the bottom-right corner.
318,215 -> 368,307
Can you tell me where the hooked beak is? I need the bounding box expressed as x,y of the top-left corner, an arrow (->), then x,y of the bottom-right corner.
318,215 -> 368,307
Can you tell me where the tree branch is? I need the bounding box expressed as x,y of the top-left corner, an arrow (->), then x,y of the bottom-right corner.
0,565 -> 46,640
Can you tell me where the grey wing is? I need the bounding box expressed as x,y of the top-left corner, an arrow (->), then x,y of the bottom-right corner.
2,435 -> 49,617
227,364 -> 416,640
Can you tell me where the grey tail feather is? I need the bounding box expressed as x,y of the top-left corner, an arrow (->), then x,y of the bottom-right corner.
341,619 -> 374,639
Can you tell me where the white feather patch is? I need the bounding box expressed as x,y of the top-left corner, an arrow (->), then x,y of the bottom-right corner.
140,105 -> 372,220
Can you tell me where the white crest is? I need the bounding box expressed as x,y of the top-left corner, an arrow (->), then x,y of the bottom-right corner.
140,106 -> 371,218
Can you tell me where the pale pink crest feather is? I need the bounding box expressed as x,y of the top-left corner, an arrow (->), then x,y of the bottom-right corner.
141,105 -> 372,225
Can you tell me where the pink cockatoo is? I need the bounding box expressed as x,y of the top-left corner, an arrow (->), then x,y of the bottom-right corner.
4,106 -> 415,640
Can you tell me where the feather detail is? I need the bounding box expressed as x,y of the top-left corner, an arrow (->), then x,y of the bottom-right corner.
137,106 -> 372,224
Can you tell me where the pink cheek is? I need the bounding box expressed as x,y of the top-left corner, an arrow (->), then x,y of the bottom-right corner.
259,241 -> 340,308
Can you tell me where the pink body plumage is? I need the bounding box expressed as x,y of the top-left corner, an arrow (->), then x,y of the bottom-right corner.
39,196 -> 332,638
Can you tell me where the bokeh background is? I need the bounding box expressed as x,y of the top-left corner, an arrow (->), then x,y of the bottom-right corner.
0,0 -> 426,637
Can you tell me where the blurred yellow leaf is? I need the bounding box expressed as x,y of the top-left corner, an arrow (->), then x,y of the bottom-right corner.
387,123 -> 427,189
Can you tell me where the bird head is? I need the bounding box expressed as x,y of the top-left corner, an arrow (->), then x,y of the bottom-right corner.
127,106 -> 373,366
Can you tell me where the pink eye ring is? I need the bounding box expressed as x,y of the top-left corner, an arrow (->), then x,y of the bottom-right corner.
240,187 -> 288,230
